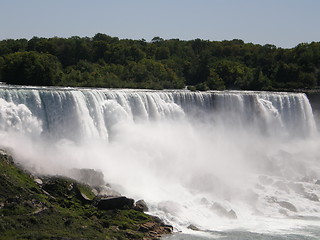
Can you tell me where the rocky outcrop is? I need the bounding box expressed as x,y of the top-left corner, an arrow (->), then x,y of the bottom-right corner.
0,150 -> 172,239
95,196 -> 134,210
138,219 -> 173,239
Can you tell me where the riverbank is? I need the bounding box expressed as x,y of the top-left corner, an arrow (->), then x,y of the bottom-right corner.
0,150 -> 172,239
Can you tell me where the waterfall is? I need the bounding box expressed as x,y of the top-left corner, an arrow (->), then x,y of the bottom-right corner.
0,85 -> 319,235
0,86 -> 316,141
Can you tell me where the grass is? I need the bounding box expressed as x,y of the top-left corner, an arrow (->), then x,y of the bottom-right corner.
0,151 -> 158,239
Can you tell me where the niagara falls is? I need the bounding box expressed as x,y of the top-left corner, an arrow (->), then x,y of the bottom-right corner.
0,85 -> 319,239
1,1 -> 320,238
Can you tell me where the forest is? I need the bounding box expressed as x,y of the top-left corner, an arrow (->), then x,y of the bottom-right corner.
0,33 -> 319,91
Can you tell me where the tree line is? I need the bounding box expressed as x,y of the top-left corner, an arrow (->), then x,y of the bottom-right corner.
0,33 -> 319,91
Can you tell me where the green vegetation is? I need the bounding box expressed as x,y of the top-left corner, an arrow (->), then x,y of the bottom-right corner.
0,151 -> 166,239
0,34 -> 319,90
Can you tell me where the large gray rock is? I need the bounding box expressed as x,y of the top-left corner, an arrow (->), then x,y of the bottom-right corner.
211,202 -> 237,219
278,201 -> 297,212
304,193 -> 319,202
95,196 -> 134,210
134,199 -> 149,212
70,168 -> 105,187
94,185 -> 121,197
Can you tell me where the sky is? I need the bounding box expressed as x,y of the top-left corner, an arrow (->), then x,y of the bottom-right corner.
0,0 -> 319,48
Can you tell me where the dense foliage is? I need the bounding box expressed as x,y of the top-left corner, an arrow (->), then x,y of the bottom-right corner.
0,34 -> 319,90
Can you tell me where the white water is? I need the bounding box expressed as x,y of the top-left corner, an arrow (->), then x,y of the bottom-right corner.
0,85 -> 319,238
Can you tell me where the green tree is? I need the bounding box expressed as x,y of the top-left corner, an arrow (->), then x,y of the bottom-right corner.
2,52 -> 63,86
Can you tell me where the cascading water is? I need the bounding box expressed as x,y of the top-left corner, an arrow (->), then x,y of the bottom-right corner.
0,85 -> 319,239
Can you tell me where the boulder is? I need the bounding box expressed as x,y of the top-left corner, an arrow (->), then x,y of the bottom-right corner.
70,168 -> 105,187
227,209 -> 237,219
304,193 -> 319,202
277,201 -> 297,212
94,185 -> 121,197
211,202 -> 237,219
315,180 -> 320,185
187,224 -> 200,231
134,199 -> 149,212
95,196 -> 134,210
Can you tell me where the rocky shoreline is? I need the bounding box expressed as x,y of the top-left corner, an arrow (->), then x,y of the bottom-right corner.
0,150 -> 172,239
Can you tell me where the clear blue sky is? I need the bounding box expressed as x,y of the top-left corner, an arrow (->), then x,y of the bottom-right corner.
0,0 -> 319,48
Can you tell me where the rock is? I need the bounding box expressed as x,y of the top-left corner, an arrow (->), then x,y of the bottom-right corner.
277,201 -> 297,212
70,168 -> 105,187
79,192 -> 92,202
138,221 -> 173,237
304,193 -> 319,202
315,180 -> 320,185
92,188 -> 98,196
95,196 -> 134,210
34,178 -> 43,185
139,222 -> 157,232
279,209 -> 288,216
227,209 -> 237,219
211,202 -> 237,219
94,185 -> 121,197
134,199 -> 149,212
200,197 -> 210,205
188,224 -> 200,231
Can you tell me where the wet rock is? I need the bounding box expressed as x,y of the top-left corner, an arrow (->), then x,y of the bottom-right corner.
70,168 -> 105,187
227,209 -> 237,219
139,222 -> 157,232
95,196 -> 134,210
315,180 -> 320,185
134,199 -> 149,212
304,193 -> 319,202
279,209 -> 288,216
94,185 -> 121,197
211,202 -> 237,219
138,221 -> 173,238
187,224 -> 200,231
278,201 -> 297,212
